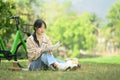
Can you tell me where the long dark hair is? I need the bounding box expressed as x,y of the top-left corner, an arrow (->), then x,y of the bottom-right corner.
32,19 -> 47,46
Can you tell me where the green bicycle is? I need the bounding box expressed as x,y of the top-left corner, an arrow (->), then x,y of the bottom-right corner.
0,16 -> 31,62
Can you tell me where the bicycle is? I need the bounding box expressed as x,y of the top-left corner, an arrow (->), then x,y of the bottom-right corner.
0,16 -> 31,68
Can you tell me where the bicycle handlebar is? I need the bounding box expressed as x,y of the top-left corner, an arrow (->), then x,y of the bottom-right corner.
10,16 -> 20,19
9,16 -> 32,36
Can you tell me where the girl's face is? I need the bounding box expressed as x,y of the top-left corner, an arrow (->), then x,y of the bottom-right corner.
36,23 -> 46,35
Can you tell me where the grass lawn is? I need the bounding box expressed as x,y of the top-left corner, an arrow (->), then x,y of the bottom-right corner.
79,55 -> 120,64
0,56 -> 120,80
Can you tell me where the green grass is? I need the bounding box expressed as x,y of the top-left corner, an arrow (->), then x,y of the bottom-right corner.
0,56 -> 120,80
79,55 -> 120,64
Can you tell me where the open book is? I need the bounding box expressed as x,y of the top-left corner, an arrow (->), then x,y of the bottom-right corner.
42,42 -> 61,52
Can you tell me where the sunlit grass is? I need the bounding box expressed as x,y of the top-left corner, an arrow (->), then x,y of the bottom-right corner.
0,56 -> 120,80
79,55 -> 120,64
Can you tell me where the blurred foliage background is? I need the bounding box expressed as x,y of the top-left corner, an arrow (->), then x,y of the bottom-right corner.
0,0 -> 120,58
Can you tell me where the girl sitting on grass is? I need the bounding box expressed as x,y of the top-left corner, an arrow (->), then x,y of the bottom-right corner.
26,19 -> 79,71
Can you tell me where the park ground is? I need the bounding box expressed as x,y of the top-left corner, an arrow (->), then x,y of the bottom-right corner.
0,55 -> 120,80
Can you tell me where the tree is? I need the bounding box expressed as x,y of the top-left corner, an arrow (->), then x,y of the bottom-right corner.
106,1 -> 120,48
47,13 -> 98,57
0,0 -> 16,46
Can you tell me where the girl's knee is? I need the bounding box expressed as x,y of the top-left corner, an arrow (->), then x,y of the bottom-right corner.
41,52 -> 51,59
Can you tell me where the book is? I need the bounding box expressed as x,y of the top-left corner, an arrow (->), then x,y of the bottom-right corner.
42,42 -> 61,52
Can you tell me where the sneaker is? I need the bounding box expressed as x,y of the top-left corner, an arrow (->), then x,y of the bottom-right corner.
53,58 -> 80,71
57,62 -> 71,70
65,58 -> 81,70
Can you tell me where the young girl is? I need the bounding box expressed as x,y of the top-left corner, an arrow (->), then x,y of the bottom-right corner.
26,19 -> 78,71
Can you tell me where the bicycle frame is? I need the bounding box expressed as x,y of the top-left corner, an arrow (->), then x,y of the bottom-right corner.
11,30 -> 26,54
0,30 -> 27,59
